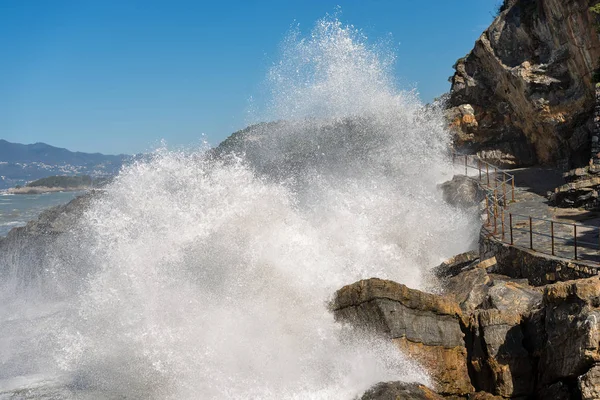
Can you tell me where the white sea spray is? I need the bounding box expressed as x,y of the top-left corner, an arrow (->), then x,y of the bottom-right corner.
0,15 -> 478,399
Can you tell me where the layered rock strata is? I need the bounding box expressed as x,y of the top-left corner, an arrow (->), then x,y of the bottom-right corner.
332,278 -> 474,397
447,0 -> 600,168
351,253 -> 600,399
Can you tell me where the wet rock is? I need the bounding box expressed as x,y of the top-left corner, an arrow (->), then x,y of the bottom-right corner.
0,192 -> 97,290
439,175 -> 486,209
332,278 -> 473,397
359,381 -> 443,400
433,250 -> 480,280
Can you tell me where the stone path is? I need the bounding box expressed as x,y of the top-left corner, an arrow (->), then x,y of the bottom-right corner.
489,168 -> 600,264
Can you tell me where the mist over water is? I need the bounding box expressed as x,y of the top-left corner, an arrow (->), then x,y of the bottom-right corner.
0,16 -> 477,399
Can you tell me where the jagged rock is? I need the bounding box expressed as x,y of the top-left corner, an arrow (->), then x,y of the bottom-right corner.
332,278 -> 474,397
578,364 -> 600,399
448,0 -> 600,167
439,261 -> 541,397
537,381 -> 573,400
468,309 -> 534,397
549,167 -> 600,209
539,277 -> 600,385
467,392 -> 506,400
0,192 -> 96,290
359,381 -> 443,400
433,250 -> 480,280
445,267 -> 491,313
441,259 -> 542,315
439,175 -> 486,209
483,280 -> 542,316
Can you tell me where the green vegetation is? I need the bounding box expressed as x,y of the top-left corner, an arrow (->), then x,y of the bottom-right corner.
590,4 -> 600,15
26,175 -> 92,188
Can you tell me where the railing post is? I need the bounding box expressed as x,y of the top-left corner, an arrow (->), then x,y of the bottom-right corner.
502,177 -> 507,207
465,155 -> 468,175
511,177 -> 515,202
529,216 -> 533,250
501,208 -> 505,240
494,190 -> 498,235
485,196 -> 491,226
509,213 -> 513,245
486,164 -> 490,186
551,221 -> 555,256
574,224 -> 578,261
494,168 -> 498,188
478,159 -> 482,181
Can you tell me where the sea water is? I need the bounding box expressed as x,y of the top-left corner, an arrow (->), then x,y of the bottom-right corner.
0,191 -> 84,237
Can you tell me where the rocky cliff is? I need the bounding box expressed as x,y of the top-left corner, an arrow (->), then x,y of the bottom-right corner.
345,256 -> 600,399
448,0 -> 600,168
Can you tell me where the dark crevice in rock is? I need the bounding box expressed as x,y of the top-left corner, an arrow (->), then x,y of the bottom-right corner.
459,314 -> 482,393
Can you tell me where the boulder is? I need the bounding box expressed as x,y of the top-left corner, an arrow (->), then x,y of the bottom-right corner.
332,278 -> 473,397
444,267 -> 491,313
441,261 -> 542,315
359,381 -> 443,400
483,279 -> 542,316
439,175 -> 486,209
433,250 -> 480,280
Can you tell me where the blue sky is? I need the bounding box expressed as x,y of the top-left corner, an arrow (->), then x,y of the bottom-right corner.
0,1 -> 499,155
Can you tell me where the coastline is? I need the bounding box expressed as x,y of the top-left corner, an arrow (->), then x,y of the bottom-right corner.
6,186 -> 90,195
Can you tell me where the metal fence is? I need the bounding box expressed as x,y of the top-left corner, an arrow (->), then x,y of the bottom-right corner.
452,153 -> 600,264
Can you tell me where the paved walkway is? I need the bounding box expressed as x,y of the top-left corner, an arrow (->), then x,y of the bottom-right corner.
490,168 -> 600,264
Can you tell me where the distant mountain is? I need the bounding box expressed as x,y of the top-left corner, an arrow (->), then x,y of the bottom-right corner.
0,140 -> 130,189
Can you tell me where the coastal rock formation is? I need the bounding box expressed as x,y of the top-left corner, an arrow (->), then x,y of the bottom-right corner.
549,167 -> 600,209
350,252 -> 600,399
0,192 -> 96,287
448,0 -> 600,167
438,175 -> 486,209
540,278 -> 600,386
360,381 -> 443,400
332,278 -> 474,397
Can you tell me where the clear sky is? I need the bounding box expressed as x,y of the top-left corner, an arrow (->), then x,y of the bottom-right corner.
0,0 -> 499,155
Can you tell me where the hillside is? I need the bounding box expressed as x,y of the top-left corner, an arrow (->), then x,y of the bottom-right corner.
0,140 -> 129,189
26,175 -> 92,188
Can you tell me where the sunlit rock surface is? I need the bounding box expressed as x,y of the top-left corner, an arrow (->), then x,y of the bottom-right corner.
332,278 -> 474,397
448,0 -> 600,167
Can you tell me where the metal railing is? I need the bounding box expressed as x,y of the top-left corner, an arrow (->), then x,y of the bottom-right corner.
452,152 -> 600,264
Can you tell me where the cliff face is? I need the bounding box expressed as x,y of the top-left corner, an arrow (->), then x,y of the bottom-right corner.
448,0 -> 600,167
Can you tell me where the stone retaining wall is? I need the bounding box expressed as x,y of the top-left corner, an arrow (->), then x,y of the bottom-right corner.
480,229 -> 598,286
